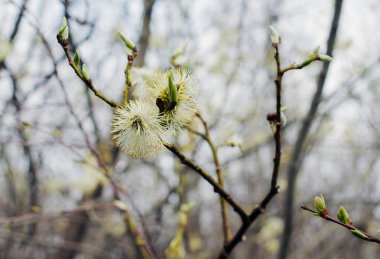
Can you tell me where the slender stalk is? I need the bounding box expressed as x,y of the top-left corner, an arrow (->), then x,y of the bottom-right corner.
123,50 -> 137,105
196,113 -> 232,243
301,205 -> 380,244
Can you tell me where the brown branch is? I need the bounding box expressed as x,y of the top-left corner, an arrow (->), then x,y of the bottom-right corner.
165,144 -> 248,222
301,205 -> 380,244
218,43 -> 283,259
57,36 -> 120,108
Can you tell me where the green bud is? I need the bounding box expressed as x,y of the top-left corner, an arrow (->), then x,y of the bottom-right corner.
82,64 -> 90,81
173,43 -> 187,59
313,46 -> 320,55
269,26 -> 281,45
74,50 -> 80,68
301,54 -> 316,67
118,31 -> 136,50
58,17 -> 69,40
314,194 -> 327,215
351,229 -> 367,239
113,200 -> 128,211
337,205 -> 350,224
319,54 -> 333,62
167,70 -> 178,103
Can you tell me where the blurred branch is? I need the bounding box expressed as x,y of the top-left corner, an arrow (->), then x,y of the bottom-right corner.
0,202 -> 115,226
195,112 -> 232,243
301,205 -> 380,244
279,1 -> 344,258
135,0 -> 156,67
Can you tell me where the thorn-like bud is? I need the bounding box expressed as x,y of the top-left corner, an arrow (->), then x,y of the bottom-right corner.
82,64 -> 90,81
74,50 -> 80,68
351,229 -> 367,239
314,194 -> 327,215
58,17 -> 69,40
167,70 -> 178,103
319,54 -> 333,62
337,205 -> 350,224
269,26 -> 281,45
118,31 -> 136,51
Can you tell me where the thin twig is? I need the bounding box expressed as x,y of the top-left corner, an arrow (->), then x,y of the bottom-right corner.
195,113 -> 232,243
279,1 -> 345,257
301,205 -> 380,244
165,144 -> 248,222
57,36 -> 120,108
218,43 -> 283,259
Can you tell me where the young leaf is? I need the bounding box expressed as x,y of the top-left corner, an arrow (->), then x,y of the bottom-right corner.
74,50 -> 80,68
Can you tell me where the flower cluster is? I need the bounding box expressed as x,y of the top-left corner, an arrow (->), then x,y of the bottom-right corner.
112,68 -> 199,159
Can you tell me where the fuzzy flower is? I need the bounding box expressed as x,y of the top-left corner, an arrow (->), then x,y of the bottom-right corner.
148,68 -> 199,132
111,100 -> 166,159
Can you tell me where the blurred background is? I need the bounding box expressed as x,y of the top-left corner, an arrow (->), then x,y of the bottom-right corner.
1,0 -> 380,258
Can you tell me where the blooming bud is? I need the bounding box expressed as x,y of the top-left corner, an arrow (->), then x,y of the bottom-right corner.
314,194 -> 327,215
337,205 -> 350,224
58,17 -> 69,40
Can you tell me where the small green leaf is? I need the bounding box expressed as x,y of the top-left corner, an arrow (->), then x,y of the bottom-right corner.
313,46 -> 320,55
172,43 -> 187,59
301,55 -> 316,67
74,50 -> 80,68
351,229 -> 367,239
168,70 -> 177,103
82,64 -> 90,81
58,17 -> 69,40
337,205 -> 350,224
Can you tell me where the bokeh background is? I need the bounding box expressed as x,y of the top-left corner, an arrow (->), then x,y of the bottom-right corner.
1,0 -> 380,258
